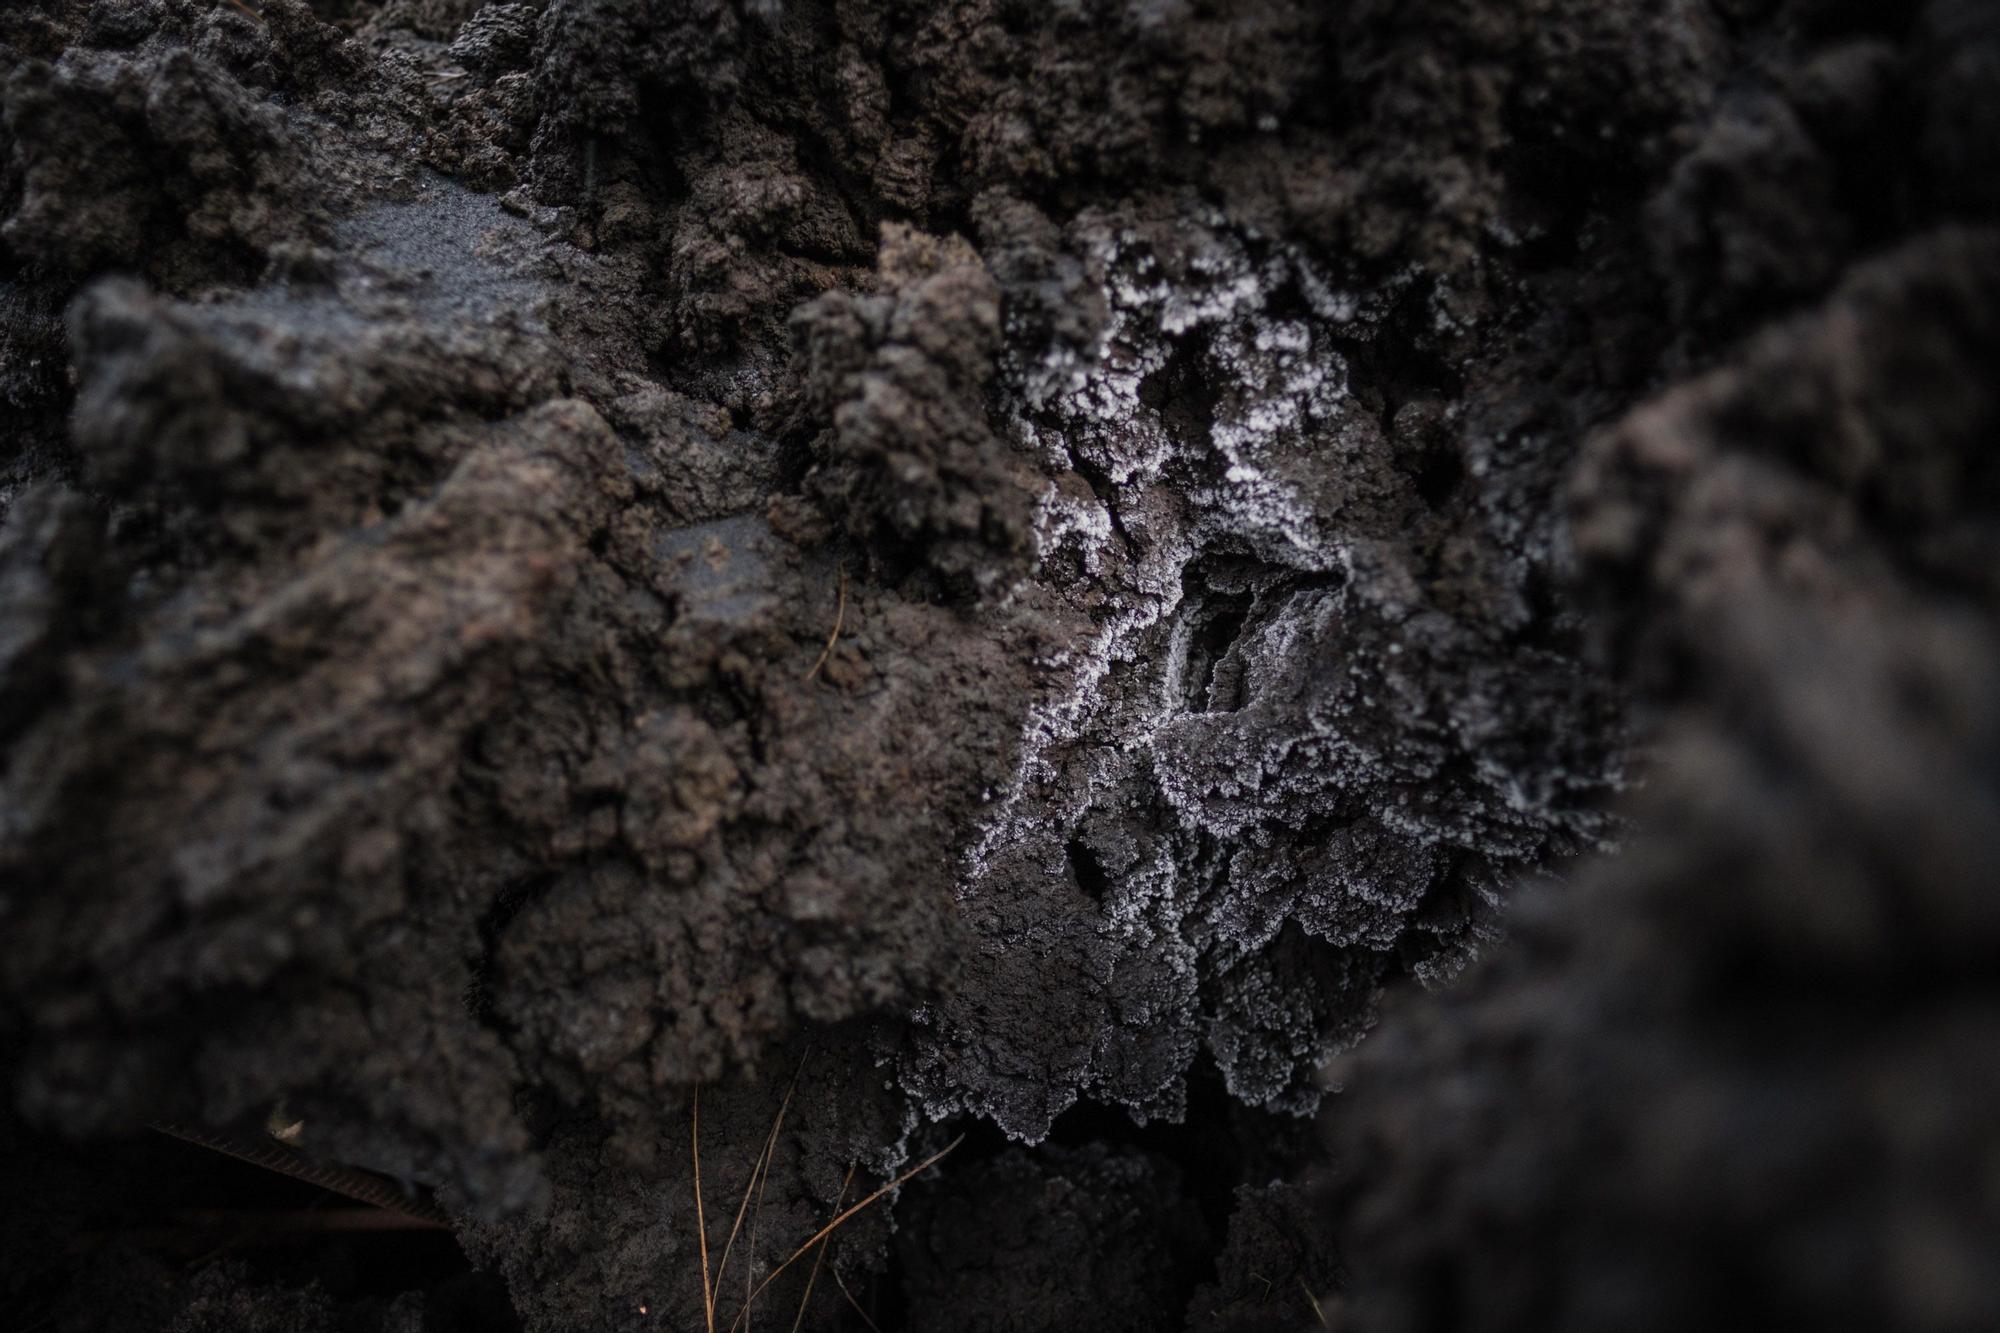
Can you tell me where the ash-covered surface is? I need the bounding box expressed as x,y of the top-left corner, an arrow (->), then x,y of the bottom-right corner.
0,1 -> 1994,1330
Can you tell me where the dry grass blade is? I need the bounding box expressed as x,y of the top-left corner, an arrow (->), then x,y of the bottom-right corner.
693,1085 -> 715,1333
730,1134 -> 964,1328
716,1055 -> 808,1331
1299,1277 -> 1331,1329
804,566 -> 847,681
787,1167 -> 854,1333
830,1264 -> 884,1333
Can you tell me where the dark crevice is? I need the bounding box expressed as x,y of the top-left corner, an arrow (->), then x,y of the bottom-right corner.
1183,591 -> 1253,714
1326,289 -> 1466,442
465,873 -> 553,1031
1062,440 -> 1139,557
1041,1069 -> 1320,1262
1138,331 -> 1220,453
1067,834 -> 1114,902
1413,442 -> 1465,511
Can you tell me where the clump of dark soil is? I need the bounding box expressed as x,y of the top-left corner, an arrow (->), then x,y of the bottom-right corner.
1,1 -> 1994,1330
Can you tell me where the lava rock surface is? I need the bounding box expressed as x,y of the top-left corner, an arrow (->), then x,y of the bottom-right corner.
1,1 -> 1994,1330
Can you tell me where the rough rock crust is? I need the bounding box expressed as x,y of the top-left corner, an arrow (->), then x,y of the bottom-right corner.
1323,223 -> 2000,1333
1,0 -> 1994,1329
1321,6 -> 2000,1328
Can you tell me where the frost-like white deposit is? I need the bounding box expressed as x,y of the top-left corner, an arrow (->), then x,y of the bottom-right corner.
901,207 -> 1618,1140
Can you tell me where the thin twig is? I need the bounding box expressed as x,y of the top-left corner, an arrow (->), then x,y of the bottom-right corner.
694,1086 -> 715,1333
804,566 -> 847,681
71,1208 -> 444,1258
730,1135 -> 964,1327
149,1122 -> 448,1227
174,1208 -> 447,1233
788,1167 -> 854,1333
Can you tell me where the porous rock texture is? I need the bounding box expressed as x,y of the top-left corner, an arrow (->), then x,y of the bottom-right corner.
0,1 -> 1993,1330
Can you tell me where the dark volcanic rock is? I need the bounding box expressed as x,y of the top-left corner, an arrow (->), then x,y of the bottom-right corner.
1322,74 -> 2000,1333
0,1 -> 1994,1330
